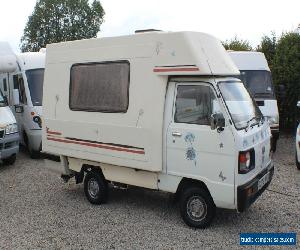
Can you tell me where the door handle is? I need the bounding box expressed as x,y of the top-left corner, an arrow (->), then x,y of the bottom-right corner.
172,132 -> 182,137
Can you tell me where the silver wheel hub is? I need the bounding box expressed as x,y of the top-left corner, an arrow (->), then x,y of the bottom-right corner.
88,178 -> 99,199
187,196 -> 207,221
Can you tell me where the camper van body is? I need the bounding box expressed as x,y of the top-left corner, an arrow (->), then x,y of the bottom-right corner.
228,51 -> 279,151
43,32 -> 274,228
0,51 -> 45,158
0,42 -> 19,164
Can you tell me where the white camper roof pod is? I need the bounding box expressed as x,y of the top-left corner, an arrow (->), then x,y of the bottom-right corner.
0,42 -> 17,73
43,31 -> 239,172
228,51 -> 270,71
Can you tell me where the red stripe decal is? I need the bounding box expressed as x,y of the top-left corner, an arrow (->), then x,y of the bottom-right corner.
46,127 -> 62,135
47,131 -> 62,135
153,67 -> 199,72
47,137 -> 145,155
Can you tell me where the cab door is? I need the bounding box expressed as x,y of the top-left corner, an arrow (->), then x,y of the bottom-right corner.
166,82 -> 236,208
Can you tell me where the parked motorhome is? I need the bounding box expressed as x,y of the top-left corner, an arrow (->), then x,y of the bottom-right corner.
0,48 -> 45,158
296,101 -> 300,170
0,42 -> 19,164
228,51 -> 279,152
43,31 -> 274,228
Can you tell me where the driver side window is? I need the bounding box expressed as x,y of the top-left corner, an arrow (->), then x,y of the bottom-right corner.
174,85 -> 220,125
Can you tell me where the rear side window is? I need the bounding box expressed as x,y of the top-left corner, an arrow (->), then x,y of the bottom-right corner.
70,61 -> 130,112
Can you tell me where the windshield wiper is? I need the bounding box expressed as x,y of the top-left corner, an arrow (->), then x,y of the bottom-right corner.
244,116 -> 259,131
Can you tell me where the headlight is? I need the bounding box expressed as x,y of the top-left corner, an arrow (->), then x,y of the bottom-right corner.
5,123 -> 18,135
238,149 -> 255,174
33,116 -> 42,128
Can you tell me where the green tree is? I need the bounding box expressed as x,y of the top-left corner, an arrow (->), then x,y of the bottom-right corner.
20,0 -> 105,52
256,32 -> 277,70
272,32 -> 300,129
222,36 -> 252,51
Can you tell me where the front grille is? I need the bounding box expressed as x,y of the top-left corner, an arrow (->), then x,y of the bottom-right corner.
256,100 -> 265,106
0,129 -> 4,139
4,141 -> 16,149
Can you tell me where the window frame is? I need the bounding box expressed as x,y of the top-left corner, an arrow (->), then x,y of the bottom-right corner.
69,60 -> 130,113
173,82 -> 219,126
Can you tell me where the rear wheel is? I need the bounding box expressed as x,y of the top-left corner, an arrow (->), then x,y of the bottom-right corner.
180,187 -> 216,228
2,154 -> 16,165
84,170 -> 108,204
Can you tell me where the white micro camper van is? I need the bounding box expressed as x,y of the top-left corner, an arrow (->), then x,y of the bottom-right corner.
0,42 -> 19,165
43,31 -> 274,228
228,51 -> 280,152
0,49 -> 45,158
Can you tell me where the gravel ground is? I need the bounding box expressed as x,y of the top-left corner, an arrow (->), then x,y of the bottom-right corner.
0,135 -> 299,249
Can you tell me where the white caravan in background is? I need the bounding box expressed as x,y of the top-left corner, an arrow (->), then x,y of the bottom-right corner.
0,47 -> 45,158
0,42 -> 19,165
228,51 -> 279,152
43,31 -> 274,228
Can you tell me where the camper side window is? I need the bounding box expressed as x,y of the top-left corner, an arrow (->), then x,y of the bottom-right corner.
70,61 -> 130,112
174,85 -> 219,125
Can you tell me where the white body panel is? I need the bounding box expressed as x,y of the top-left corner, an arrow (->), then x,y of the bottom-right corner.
0,51 -> 45,152
0,42 -> 17,73
43,31 -> 272,210
0,106 -> 16,126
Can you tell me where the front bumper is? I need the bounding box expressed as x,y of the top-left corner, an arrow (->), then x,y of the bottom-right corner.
26,129 -> 42,151
237,163 -> 274,212
0,132 -> 19,160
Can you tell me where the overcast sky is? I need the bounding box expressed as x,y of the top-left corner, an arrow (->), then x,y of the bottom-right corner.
0,0 -> 299,52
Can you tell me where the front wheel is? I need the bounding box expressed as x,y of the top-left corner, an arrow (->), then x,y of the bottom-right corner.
296,150 -> 300,170
2,154 -> 16,165
180,187 -> 216,228
84,170 -> 108,204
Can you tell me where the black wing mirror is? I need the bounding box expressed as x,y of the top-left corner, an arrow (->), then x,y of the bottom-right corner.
210,113 -> 225,132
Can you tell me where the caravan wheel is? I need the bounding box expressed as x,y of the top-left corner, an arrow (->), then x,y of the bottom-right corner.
84,170 -> 108,204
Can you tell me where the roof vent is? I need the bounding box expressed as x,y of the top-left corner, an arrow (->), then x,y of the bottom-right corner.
135,29 -> 162,34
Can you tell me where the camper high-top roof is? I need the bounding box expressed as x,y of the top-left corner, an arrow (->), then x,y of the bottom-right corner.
46,31 -> 239,76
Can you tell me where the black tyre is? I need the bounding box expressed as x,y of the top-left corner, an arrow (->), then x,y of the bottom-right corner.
296,150 -> 300,170
29,148 -> 40,159
2,154 -> 16,165
84,170 -> 108,204
180,187 -> 216,228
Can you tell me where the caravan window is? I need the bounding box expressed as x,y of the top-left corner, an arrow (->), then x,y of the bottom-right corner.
70,61 -> 130,112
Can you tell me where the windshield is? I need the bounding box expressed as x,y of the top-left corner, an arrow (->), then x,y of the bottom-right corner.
237,70 -> 275,99
0,89 -> 7,107
219,81 -> 263,130
26,68 -> 44,106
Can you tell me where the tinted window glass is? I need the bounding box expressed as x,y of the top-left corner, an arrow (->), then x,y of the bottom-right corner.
175,85 -> 219,125
26,68 -> 44,106
238,70 -> 275,99
70,62 -> 130,112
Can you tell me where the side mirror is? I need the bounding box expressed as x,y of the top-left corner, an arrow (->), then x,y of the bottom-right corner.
12,89 -> 20,106
15,105 -> 24,113
210,113 -> 225,132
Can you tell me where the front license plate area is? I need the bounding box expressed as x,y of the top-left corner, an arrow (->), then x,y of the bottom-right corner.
258,172 -> 270,191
